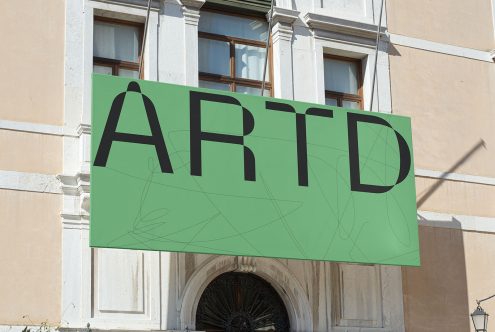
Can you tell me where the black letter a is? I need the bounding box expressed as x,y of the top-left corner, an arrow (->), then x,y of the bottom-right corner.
94,82 -> 173,173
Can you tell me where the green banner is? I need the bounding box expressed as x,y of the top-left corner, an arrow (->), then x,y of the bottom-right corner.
91,74 -> 419,266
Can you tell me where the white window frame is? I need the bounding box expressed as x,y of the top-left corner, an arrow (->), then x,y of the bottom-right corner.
311,26 -> 392,113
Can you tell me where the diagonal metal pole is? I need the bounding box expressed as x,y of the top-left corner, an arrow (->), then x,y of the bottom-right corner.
138,0 -> 153,79
369,0 -> 385,111
477,294 -> 495,305
261,0 -> 276,96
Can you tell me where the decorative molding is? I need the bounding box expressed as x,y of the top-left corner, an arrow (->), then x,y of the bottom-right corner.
77,123 -> 91,136
183,9 -> 200,26
0,119 -> 79,137
490,49 -> 495,61
58,173 -> 90,196
304,12 -> 386,40
270,8 -> 299,43
58,172 -> 90,221
389,33 -> 493,63
235,256 -> 256,273
182,7 -> 202,25
180,0 -> 205,8
418,210 -> 495,233
62,219 -> 90,230
181,0 -> 204,26
0,170 -> 61,194
272,22 -> 294,43
415,168 -> 495,187
270,7 -> 299,26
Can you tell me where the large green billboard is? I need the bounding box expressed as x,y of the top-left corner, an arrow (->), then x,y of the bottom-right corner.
91,74 -> 419,266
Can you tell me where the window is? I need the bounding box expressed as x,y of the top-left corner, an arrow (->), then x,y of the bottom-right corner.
93,17 -> 143,79
198,10 -> 271,95
324,55 -> 363,109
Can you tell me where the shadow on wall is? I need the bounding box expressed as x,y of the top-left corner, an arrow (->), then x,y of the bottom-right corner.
402,223 -> 470,332
417,139 -> 486,208
403,139 -> 487,332
388,43 -> 401,57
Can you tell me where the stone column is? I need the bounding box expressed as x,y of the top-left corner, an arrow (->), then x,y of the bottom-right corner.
270,7 -> 299,99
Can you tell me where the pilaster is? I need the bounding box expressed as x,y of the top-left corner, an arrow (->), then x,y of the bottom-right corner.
181,0 -> 205,86
269,7 -> 299,99
159,0 -> 186,84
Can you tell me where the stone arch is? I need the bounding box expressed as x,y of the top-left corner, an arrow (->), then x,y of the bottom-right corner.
179,255 -> 313,331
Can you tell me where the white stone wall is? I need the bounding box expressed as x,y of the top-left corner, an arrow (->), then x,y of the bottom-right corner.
60,0 -> 404,331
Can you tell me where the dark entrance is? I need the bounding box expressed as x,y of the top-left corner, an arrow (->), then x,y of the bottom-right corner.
196,272 -> 290,332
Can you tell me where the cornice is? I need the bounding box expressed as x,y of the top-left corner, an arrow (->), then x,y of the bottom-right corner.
180,0 -> 205,9
269,7 -> 300,26
304,12 -> 386,40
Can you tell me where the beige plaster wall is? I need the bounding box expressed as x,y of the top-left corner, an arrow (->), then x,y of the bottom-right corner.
402,226 -> 471,332
416,176 -> 495,217
0,189 -> 61,325
389,45 -> 495,178
463,231 -> 495,332
0,0 -> 64,125
387,0 -> 495,51
403,227 -> 495,332
0,130 -> 62,175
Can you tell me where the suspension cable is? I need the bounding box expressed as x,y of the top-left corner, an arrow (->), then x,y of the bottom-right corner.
261,0 -> 276,96
369,0 -> 385,111
138,0 -> 153,79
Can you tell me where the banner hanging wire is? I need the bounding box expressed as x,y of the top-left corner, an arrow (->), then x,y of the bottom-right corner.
261,0 -> 276,96
369,0 -> 385,111
138,0 -> 153,79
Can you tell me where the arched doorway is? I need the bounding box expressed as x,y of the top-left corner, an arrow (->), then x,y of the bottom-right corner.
196,272 -> 290,332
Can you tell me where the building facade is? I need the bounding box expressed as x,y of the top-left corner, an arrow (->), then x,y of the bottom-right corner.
0,0 -> 494,331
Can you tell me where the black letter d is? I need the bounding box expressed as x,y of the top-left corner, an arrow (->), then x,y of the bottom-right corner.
347,112 -> 411,193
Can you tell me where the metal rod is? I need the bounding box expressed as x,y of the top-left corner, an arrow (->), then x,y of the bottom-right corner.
477,294 -> 495,305
369,0 -> 385,111
138,0 -> 153,79
261,0 -> 276,96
